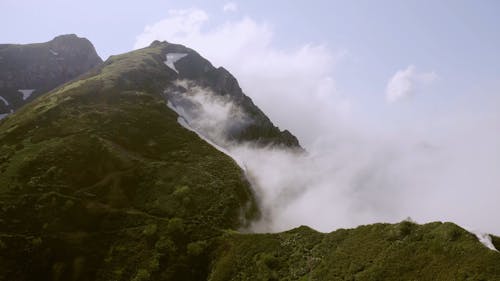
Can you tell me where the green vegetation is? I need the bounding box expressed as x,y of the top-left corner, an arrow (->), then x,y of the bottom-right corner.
209,222 -> 500,281
0,43 -> 258,280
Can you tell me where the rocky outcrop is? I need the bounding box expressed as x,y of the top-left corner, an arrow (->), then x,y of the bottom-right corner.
0,34 -> 102,115
157,41 -> 301,148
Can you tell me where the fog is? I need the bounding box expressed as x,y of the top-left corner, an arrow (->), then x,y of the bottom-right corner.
165,79 -> 500,235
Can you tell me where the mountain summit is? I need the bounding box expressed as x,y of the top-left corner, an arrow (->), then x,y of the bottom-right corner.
0,34 -> 102,117
150,40 -> 300,148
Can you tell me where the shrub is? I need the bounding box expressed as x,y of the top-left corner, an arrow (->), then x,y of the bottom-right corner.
187,241 -> 207,257
142,224 -> 158,237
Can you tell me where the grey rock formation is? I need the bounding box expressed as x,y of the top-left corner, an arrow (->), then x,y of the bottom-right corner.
157,41 -> 301,148
0,34 -> 102,115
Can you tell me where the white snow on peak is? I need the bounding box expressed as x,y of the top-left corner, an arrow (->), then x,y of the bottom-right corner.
0,96 -> 9,106
49,48 -> 59,56
164,53 -> 188,74
18,89 -> 35,100
473,231 -> 498,251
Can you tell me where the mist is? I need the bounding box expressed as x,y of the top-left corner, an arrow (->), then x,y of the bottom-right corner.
164,77 -> 500,236
146,8 -> 500,235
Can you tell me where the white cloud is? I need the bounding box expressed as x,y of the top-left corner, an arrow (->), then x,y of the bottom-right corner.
386,65 -> 437,103
223,2 -> 238,12
134,9 -> 208,49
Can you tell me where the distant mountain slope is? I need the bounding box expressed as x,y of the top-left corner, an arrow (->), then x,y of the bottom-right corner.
0,34 -> 102,116
210,221 -> 500,280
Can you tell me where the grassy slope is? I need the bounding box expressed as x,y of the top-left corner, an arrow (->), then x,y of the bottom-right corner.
210,222 -> 500,281
0,45 -> 257,281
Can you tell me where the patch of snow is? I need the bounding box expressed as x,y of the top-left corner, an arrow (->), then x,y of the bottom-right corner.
164,53 -> 188,74
0,96 -> 9,106
49,48 -> 59,56
18,89 -> 35,100
0,109 -> 14,120
473,231 -> 498,251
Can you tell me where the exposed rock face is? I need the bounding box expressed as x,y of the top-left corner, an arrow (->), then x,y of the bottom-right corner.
0,34 -> 102,115
158,41 -> 301,148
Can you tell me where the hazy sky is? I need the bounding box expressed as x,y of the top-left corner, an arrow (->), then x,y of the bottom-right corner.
2,0 -> 499,124
2,1 -> 500,233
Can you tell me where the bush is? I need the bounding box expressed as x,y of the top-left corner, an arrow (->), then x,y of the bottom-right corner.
259,253 -> 280,270
131,269 -> 150,281
155,236 -> 176,253
187,241 -> 207,257
142,224 -> 158,237
167,218 -> 184,235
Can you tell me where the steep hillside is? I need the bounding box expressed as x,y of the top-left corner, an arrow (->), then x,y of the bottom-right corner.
0,42 -> 260,280
0,34 -> 102,117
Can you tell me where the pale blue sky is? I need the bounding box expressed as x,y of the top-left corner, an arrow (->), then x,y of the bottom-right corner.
1,0 -> 499,128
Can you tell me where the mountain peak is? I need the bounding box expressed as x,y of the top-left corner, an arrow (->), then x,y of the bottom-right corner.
98,41 -> 301,148
149,40 -> 167,47
0,34 -> 102,117
52,33 -> 79,41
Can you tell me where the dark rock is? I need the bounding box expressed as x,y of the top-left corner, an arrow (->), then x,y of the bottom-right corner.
0,34 -> 102,115
159,42 -> 301,148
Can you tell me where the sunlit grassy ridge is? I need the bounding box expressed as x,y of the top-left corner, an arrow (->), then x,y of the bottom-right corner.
210,222 -> 500,280
0,42 -> 499,281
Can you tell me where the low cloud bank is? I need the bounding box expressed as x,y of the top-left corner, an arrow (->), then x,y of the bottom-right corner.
164,79 -> 500,235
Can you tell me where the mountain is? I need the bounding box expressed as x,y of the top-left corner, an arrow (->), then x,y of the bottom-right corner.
0,39 -> 294,280
0,34 -> 102,117
0,37 -> 499,281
